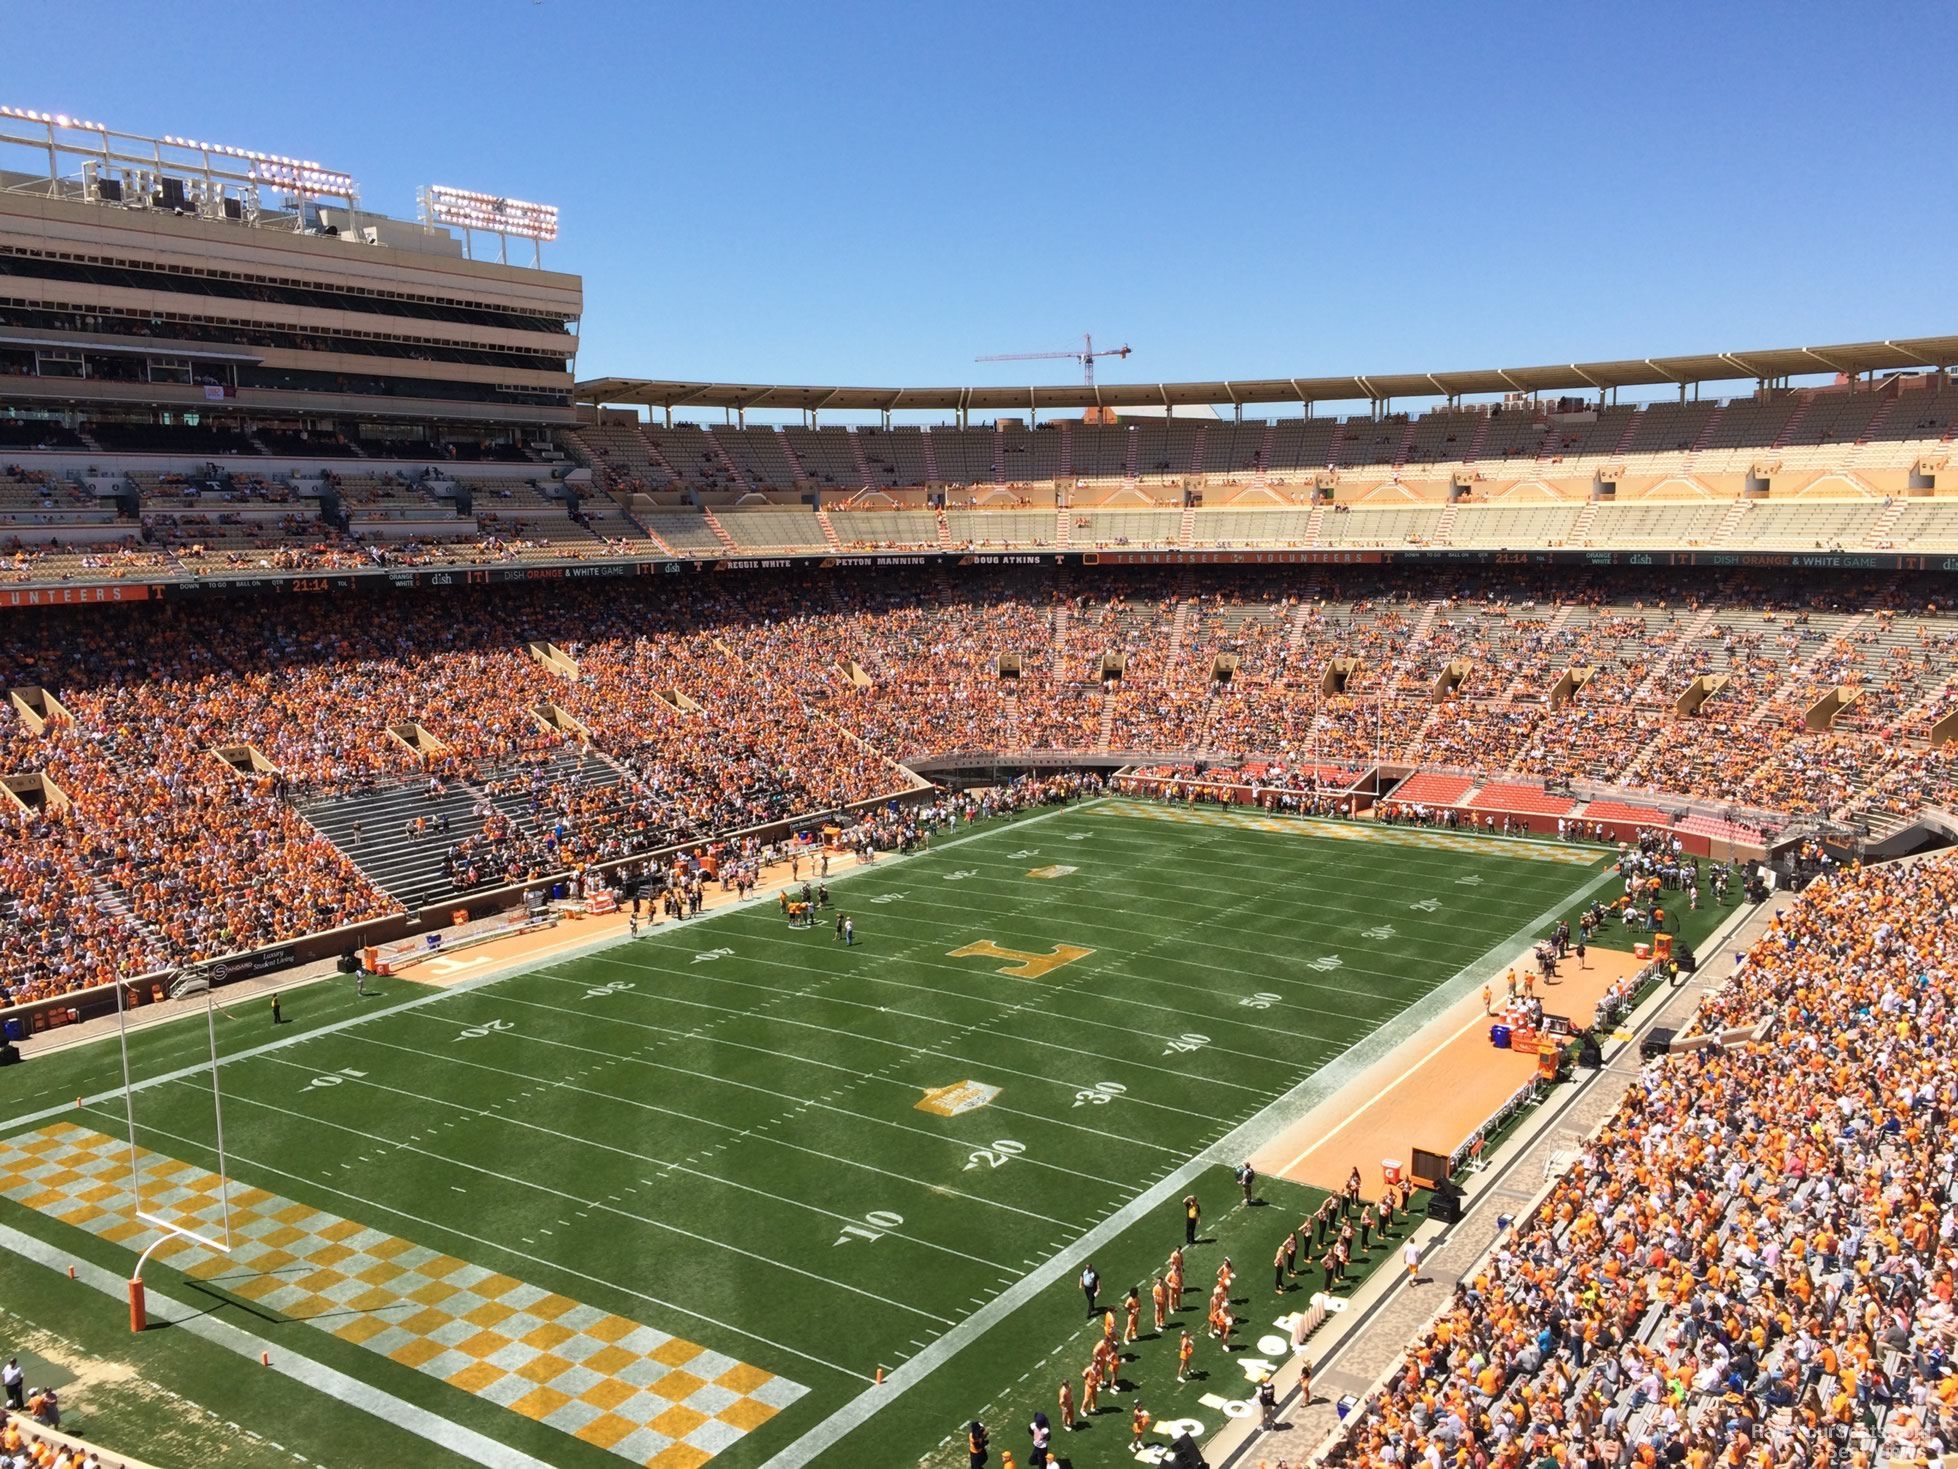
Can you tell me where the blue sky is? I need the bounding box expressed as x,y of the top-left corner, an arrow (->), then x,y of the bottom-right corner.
3,1 -> 1952,407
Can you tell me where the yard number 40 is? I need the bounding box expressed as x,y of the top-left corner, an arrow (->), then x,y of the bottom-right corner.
454,1018 -> 514,1042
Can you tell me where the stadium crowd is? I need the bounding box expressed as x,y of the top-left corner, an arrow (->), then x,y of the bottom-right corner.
1325,853 -> 1958,1468
0,566 -> 1955,1000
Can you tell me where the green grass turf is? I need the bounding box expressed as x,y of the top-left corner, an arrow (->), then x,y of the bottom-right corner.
1577,879 -> 1741,960
0,797 -> 1620,1469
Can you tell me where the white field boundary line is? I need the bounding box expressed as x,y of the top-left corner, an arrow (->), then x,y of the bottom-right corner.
817,836 -> 1580,909
902,837 -> 1601,905
0,1217 -> 556,1469
387,1011 -> 1092,1229
699,929 -> 1359,1035
1213,903 -> 1771,1469
174,1077 -> 960,1330
342,1026 -> 1104,1237
371,999 -> 1182,1163
0,800 -> 1104,1141
570,948 -> 1310,1072
462,983 -> 1155,1186
490,970 -> 1276,1100
755,860 -> 1613,1469
716,896 -> 1538,1010
1094,799 -> 1608,865
247,1049 -> 1025,1277
93,1104 -> 866,1383
1272,995 -> 1522,1177
883,865 -> 1575,947
424,978 -> 1202,1130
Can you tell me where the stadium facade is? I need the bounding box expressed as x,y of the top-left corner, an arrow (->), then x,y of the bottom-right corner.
3,106 -> 1957,1022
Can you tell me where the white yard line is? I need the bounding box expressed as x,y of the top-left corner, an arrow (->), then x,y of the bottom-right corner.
754,861 -> 1610,1468
186,1077 -> 959,1327
91,1104 -> 867,1382
1095,798 -> 1606,864
0,1218 -> 557,1469
570,951 -> 1306,1073
0,800 -> 1103,1140
255,1046 -> 1023,1273
385,1013 -> 1089,1228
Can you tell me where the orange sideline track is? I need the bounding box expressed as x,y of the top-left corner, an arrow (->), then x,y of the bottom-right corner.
1252,947 -> 1646,1193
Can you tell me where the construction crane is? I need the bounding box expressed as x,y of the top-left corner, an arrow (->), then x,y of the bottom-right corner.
976,333 -> 1132,387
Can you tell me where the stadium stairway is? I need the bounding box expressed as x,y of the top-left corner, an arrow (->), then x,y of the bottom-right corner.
700,428 -> 753,492
1860,392 -> 1899,443
1569,499 -> 1599,544
1166,586 -> 1195,662
1771,392 -> 1816,449
1707,497 -> 1747,546
700,508 -> 740,553
849,431 -> 874,488
1390,417 -> 1419,469
298,778 -> 507,910
639,429 -> 682,484
1630,606 -> 1719,707
1866,497 -> 1906,546
86,874 -> 171,959
1685,403 -> 1726,460
816,508 -> 843,552
1746,611 -> 1869,725
777,432 -> 811,483
626,507 -> 678,557
1406,599 -> 1441,651
1253,420 -> 1277,486
1282,596 -> 1316,664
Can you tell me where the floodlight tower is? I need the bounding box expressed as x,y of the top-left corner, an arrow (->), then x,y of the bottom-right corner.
419,185 -> 559,268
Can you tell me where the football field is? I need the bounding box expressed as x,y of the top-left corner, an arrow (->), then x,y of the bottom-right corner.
0,798 -> 1618,1469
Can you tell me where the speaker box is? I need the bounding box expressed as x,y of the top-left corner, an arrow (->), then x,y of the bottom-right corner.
1640,1027 -> 1677,1060
0,1043 -> 20,1067
1167,1432 -> 1208,1468
1576,1038 -> 1603,1069
1426,1190 -> 1463,1224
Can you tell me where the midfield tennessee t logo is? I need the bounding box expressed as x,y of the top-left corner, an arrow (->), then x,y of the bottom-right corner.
948,940 -> 1096,980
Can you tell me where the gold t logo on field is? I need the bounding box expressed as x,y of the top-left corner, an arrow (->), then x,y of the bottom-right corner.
948,940 -> 1095,980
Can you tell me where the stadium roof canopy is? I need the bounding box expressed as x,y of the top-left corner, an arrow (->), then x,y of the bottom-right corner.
578,333 -> 1958,415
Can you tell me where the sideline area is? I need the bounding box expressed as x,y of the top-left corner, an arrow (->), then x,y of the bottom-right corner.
1253,945 -> 1645,1193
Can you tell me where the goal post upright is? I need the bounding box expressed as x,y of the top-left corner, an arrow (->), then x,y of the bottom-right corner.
116,980 -> 235,1331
